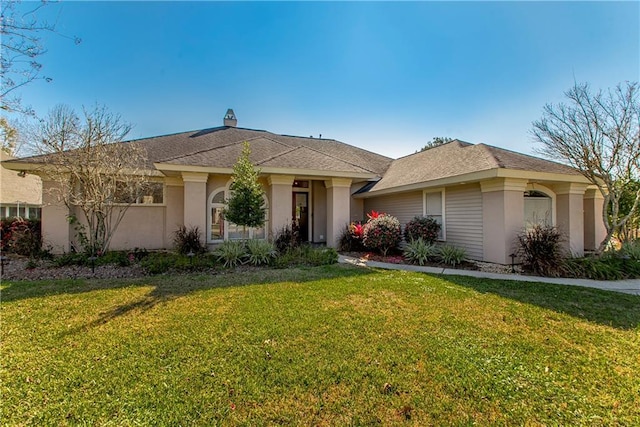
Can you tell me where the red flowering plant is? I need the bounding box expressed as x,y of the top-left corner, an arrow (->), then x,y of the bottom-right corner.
362,212 -> 402,256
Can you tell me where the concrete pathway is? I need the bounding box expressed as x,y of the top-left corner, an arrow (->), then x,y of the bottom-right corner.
339,255 -> 640,296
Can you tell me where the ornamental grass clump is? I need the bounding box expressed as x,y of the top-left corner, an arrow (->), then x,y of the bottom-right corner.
403,216 -> 441,244
517,224 -> 565,277
403,238 -> 438,265
438,244 -> 466,268
214,241 -> 247,268
245,239 -> 277,266
363,212 -> 402,256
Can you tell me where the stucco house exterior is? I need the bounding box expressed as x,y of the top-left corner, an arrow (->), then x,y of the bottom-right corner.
0,151 -> 42,219
3,109 -> 606,264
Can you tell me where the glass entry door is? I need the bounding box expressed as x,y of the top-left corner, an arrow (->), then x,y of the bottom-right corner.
293,192 -> 309,242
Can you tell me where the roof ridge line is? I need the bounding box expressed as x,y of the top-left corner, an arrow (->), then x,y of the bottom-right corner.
292,143 -> 378,174
254,145 -> 300,166
475,144 -> 503,168
156,135 -> 266,163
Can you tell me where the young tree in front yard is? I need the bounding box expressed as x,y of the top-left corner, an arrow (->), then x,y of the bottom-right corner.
32,104 -> 150,254
531,81 -> 640,253
224,141 -> 265,240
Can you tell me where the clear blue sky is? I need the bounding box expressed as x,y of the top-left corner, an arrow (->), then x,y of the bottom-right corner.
12,1 -> 640,159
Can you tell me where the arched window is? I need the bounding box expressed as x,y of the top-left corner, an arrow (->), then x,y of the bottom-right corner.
524,190 -> 552,228
207,187 -> 269,242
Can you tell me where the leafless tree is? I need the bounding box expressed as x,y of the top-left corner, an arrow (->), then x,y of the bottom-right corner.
532,81 -> 640,253
32,104 -> 151,254
1,0 -> 80,114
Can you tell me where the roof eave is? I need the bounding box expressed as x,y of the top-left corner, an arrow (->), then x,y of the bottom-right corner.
153,162 -> 380,180
355,168 -> 591,198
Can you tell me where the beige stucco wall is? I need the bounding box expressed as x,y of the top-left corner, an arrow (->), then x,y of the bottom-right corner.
312,180 -> 327,243
182,172 -> 208,243
41,180 -> 70,254
583,189 -> 606,251
0,152 -> 42,206
268,175 -> 294,237
481,178 -> 527,264
109,206 -> 166,250
553,183 -> 588,256
326,178 -> 352,247
165,183 -> 184,248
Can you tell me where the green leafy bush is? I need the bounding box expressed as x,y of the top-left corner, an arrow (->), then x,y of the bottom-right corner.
363,214 -> 402,256
403,216 -> 441,244
245,239 -> 277,266
214,241 -> 247,267
438,244 -> 466,267
517,224 -> 565,277
173,225 -> 206,255
140,252 -> 181,274
403,238 -> 438,265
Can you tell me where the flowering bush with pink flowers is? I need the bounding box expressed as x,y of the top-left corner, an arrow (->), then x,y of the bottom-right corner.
363,213 -> 402,256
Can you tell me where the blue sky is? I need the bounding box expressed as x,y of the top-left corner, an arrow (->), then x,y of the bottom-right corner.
10,1 -> 640,159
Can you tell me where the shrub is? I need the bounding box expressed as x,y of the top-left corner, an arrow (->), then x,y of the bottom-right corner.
245,239 -> 277,266
274,223 -> 300,253
173,225 -> 206,255
52,253 -> 87,267
0,218 -> 42,257
403,216 -> 441,244
561,256 -> 632,280
338,222 -> 365,252
214,241 -> 247,267
620,239 -> 640,261
363,214 -> 402,256
140,252 -> 181,275
403,238 -> 438,265
516,224 -> 565,277
438,244 -> 466,267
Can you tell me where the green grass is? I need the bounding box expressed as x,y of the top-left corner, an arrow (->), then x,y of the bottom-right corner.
2,265 -> 639,425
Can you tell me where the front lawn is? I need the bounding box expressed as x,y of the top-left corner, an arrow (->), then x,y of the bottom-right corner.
2,265 -> 639,425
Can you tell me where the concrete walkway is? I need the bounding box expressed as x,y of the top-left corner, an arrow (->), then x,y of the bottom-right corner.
338,255 -> 640,296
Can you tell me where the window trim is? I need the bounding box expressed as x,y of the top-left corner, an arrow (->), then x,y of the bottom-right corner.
423,188 -> 446,241
524,184 -> 556,228
207,185 -> 269,243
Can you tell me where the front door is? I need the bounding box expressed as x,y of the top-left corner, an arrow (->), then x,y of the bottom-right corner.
293,192 -> 309,242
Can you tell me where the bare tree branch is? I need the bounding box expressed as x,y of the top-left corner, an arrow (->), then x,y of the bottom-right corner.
532,81 -> 640,252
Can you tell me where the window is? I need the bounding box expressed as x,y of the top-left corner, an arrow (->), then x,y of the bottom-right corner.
423,189 -> 445,240
114,182 -> 164,204
208,188 -> 269,242
524,190 -> 552,228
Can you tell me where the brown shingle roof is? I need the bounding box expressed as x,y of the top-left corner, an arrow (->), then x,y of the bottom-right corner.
367,140 -> 581,193
136,126 -> 392,175
9,126 -> 393,177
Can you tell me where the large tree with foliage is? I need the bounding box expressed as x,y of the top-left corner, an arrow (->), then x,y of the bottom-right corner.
224,142 -> 266,240
531,81 -> 640,252
31,104 -> 150,254
1,0 -> 80,114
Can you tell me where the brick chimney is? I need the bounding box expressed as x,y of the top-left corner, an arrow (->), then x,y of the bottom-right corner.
223,108 -> 237,127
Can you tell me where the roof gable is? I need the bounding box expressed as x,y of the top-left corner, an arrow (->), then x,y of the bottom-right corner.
366,139 -> 581,193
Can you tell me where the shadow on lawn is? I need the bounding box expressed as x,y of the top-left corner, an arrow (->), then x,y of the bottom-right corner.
1,264 -> 374,327
441,274 -> 640,330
